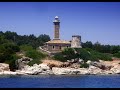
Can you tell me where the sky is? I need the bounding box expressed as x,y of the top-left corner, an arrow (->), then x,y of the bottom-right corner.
0,2 -> 120,45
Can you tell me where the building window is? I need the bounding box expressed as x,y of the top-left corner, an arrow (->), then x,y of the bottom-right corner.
53,46 -> 54,49
59,46 -> 61,49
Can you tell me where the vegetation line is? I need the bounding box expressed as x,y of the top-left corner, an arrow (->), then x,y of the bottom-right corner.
0,31 -> 120,70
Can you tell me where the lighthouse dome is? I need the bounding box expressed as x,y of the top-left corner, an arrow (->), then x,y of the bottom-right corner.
55,16 -> 59,19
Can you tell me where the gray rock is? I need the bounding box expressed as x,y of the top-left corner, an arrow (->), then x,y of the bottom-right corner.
86,60 -> 92,65
16,63 -> 53,75
0,63 -> 10,72
52,67 -> 90,75
16,56 -> 33,70
77,68 -> 89,75
110,64 -> 120,74
89,61 -> 112,70
88,66 -> 103,75
52,67 -> 81,75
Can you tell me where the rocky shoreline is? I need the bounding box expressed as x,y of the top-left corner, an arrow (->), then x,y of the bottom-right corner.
1,59 -> 120,75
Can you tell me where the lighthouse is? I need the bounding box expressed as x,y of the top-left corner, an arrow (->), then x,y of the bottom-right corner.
53,16 -> 60,40
45,16 -> 71,53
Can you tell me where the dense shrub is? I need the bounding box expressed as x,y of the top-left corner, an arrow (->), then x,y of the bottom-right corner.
53,48 -> 76,62
20,45 -> 33,51
0,41 -> 20,68
53,52 -> 66,62
75,48 -> 91,62
25,49 -> 47,66
61,48 -> 76,60
80,63 -> 89,68
25,50 -> 46,60
19,44 -> 47,66
4,54 -> 21,71
27,59 -> 42,66
83,48 -> 112,61
113,52 -> 120,58
99,53 -> 112,61
53,48 -> 112,62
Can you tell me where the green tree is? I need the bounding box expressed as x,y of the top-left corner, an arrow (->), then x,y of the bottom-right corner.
110,45 -> 120,54
113,51 -> 120,58
82,41 -> 93,49
4,31 -> 18,41
38,34 -> 50,46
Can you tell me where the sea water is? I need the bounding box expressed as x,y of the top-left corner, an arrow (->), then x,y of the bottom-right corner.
0,74 -> 120,88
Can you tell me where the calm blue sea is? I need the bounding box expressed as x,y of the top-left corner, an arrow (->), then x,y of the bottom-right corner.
0,74 -> 120,88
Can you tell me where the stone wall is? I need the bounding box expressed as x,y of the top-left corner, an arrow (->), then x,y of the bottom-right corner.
47,43 -> 71,53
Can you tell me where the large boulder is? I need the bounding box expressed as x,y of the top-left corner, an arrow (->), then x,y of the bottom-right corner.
88,66 -> 103,75
87,65 -> 114,75
77,68 -> 89,75
102,70 -> 114,75
39,63 -> 50,70
0,63 -> 17,75
86,60 -> 92,65
20,64 -> 43,75
78,58 -> 84,64
42,60 -> 64,69
69,63 -> 80,69
110,64 -> 120,74
16,56 -> 33,70
2,71 -> 17,75
52,67 -> 81,75
89,61 -> 112,70
0,63 -> 10,72
15,70 -> 28,75
52,67 -> 89,75
16,63 -> 53,75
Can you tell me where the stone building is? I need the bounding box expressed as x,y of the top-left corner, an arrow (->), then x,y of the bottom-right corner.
45,16 -> 71,53
40,16 -> 82,54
